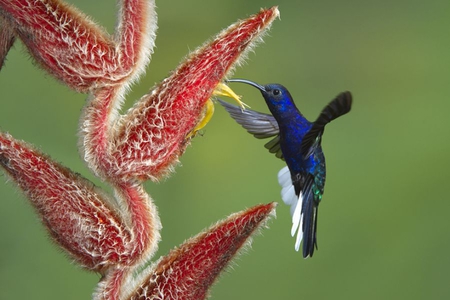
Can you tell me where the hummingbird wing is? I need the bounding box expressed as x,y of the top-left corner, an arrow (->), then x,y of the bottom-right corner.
300,91 -> 352,157
218,99 -> 284,160
263,136 -> 283,160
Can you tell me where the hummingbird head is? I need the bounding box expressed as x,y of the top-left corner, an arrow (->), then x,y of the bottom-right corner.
227,79 -> 297,117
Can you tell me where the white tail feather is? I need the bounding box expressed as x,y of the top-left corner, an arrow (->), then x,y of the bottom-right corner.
278,166 -> 296,208
292,193 -> 304,251
278,166 -> 291,186
278,166 -> 304,251
294,217 -> 303,251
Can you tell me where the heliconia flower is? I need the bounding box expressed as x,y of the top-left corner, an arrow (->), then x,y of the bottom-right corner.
0,0 -> 279,183
0,129 -> 276,299
94,203 -> 277,300
0,1 -> 281,299
0,131 -> 162,274
0,0 -> 157,92
80,6 -> 280,182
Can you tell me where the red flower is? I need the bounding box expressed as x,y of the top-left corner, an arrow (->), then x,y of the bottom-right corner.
0,1 -> 279,299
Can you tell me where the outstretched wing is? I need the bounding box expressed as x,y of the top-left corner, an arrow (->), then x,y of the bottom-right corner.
218,99 -> 283,160
301,91 -> 352,156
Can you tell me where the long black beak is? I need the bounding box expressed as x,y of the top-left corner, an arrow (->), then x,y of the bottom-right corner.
227,78 -> 266,92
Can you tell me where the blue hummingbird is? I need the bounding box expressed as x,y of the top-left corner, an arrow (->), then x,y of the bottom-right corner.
219,79 -> 352,258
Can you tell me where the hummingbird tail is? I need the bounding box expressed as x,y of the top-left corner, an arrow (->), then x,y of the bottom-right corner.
278,166 -> 319,258
302,191 -> 318,258
278,166 -> 305,252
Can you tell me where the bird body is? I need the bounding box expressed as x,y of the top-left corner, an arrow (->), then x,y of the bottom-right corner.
219,79 -> 352,258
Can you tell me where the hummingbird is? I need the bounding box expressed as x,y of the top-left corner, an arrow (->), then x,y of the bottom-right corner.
219,79 -> 352,258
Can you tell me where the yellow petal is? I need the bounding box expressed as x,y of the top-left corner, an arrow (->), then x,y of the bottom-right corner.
213,82 -> 249,110
187,98 -> 215,139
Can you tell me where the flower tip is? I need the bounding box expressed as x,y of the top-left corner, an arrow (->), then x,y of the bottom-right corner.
265,6 -> 280,20
251,201 -> 278,222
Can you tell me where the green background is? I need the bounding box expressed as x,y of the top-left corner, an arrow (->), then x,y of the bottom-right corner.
1,0 -> 449,299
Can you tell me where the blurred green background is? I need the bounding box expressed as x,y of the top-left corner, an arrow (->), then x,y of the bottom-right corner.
1,0 -> 449,299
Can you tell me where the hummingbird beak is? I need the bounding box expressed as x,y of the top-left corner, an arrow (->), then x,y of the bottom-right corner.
227,78 -> 266,92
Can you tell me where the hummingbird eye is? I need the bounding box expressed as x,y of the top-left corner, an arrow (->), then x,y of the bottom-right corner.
273,89 -> 281,96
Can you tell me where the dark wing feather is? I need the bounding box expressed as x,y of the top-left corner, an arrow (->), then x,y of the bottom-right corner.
264,135 -> 283,160
218,99 -> 284,160
300,91 -> 352,156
